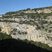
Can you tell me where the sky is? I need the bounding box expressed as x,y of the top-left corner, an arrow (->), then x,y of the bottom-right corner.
0,0 -> 52,14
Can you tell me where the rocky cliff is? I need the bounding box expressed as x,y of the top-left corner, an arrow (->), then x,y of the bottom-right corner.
0,6 -> 52,47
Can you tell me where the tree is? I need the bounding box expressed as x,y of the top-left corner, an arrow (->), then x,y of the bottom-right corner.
26,8 -> 30,10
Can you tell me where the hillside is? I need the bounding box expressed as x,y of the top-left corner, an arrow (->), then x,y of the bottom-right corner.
0,6 -> 52,49
0,39 -> 51,52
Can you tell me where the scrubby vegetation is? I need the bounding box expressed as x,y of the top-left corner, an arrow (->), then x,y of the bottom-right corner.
0,32 -> 12,40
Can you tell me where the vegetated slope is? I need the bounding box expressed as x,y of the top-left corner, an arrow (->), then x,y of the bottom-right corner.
0,38 -> 51,52
0,6 -> 52,50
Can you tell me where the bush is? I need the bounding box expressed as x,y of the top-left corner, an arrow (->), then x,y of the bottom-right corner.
0,32 -> 12,40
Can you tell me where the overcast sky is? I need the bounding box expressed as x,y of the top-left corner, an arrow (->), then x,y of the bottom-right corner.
0,0 -> 52,14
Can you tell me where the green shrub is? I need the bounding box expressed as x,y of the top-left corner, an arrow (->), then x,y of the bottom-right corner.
0,32 -> 12,40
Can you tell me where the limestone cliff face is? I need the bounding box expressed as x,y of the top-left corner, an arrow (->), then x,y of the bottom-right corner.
1,22 -> 12,34
0,22 -> 52,47
0,6 -> 52,47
